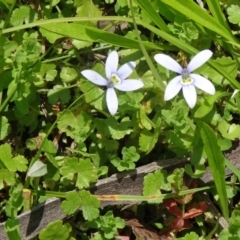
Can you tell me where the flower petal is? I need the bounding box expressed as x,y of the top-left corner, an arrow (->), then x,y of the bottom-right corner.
106,87 -> 118,115
81,70 -> 108,86
114,80 -> 144,92
164,75 -> 182,101
154,54 -> 183,74
187,50 -> 212,72
182,85 -> 197,108
105,51 -> 119,79
190,74 -> 215,95
117,62 -> 136,80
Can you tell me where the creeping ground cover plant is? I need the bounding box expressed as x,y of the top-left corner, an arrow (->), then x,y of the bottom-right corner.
2,0 -> 240,239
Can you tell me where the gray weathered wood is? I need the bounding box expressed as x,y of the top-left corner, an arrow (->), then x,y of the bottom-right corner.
0,141 -> 239,239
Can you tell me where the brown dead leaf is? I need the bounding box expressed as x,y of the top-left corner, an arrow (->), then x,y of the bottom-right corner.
126,219 -> 171,240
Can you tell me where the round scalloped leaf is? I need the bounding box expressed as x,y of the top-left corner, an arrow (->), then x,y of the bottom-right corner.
60,67 -> 78,83
39,220 -> 74,240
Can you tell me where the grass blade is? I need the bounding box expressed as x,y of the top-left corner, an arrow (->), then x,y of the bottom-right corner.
160,0 -> 236,43
134,0 -> 169,32
197,121 -> 229,220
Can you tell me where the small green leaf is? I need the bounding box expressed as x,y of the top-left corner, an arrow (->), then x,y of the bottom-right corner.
76,0 -> 102,24
45,69 -> 57,81
167,168 -> 185,192
176,232 -> 200,240
48,85 -> 71,104
143,170 -> 170,202
227,5 -> 240,25
61,191 -> 82,215
10,6 -> 37,26
0,116 -> 11,140
194,92 -> 230,118
60,157 -> 98,189
95,117 -> 132,140
218,120 -> 240,140
5,184 -> 24,218
0,143 -> 28,172
42,139 -> 57,155
0,169 -> 15,189
111,146 -> 140,171
57,110 -> 93,142
14,98 -> 29,115
60,67 -> 78,83
197,56 -> 237,86
79,190 -> 100,221
87,211 -> 124,239
219,210 -> 240,239
26,138 -> 38,150
39,220 -> 73,240
61,190 -> 100,220
5,219 -> 21,240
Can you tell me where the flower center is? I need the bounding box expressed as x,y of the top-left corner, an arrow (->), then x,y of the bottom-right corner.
181,68 -> 193,85
109,73 -> 121,87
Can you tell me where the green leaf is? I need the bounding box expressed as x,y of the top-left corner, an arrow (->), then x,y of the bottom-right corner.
60,67 -> 78,83
122,146 -> 140,162
45,69 -> 57,81
160,0 -> 234,42
76,0 -> 102,24
61,191 -> 82,215
176,232 -> 200,240
139,129 -> 155,152
87,211 -> 125,239
5,219 -> 21,240
39,220 -> 73,240
97,138 -> 119,152
5,184 -> 24,219
197,121 -> 228,219
42,139 -> 57,155
80,190 -> 100,221
61,190 -> 100,220
139,118 -> 160,153
95,117 -> 132,140
0,116 -> 11,140
57,110 -> 93,142
10,6 -> 37,26
196,56 -> 237,86
60,157 -> 98,189
0,143 -> 28,172
219,210 -> 240,239
111,146 -> 140,171
0,169 -> 15,189
47,85 -> 71,104
40,22 -> 163,50
14,98 -> 29,115
143,169 -> 170,201
11,156 -> 28,172
167,168 -> 185,192
227,5 -> 240,25
218,120 -> 240,140
81,81 -> 105,111
194,92 -> 230,118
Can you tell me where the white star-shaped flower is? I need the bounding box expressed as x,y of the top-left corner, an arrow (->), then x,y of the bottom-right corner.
81,51 -> 144,115
154,50 -> 215,108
